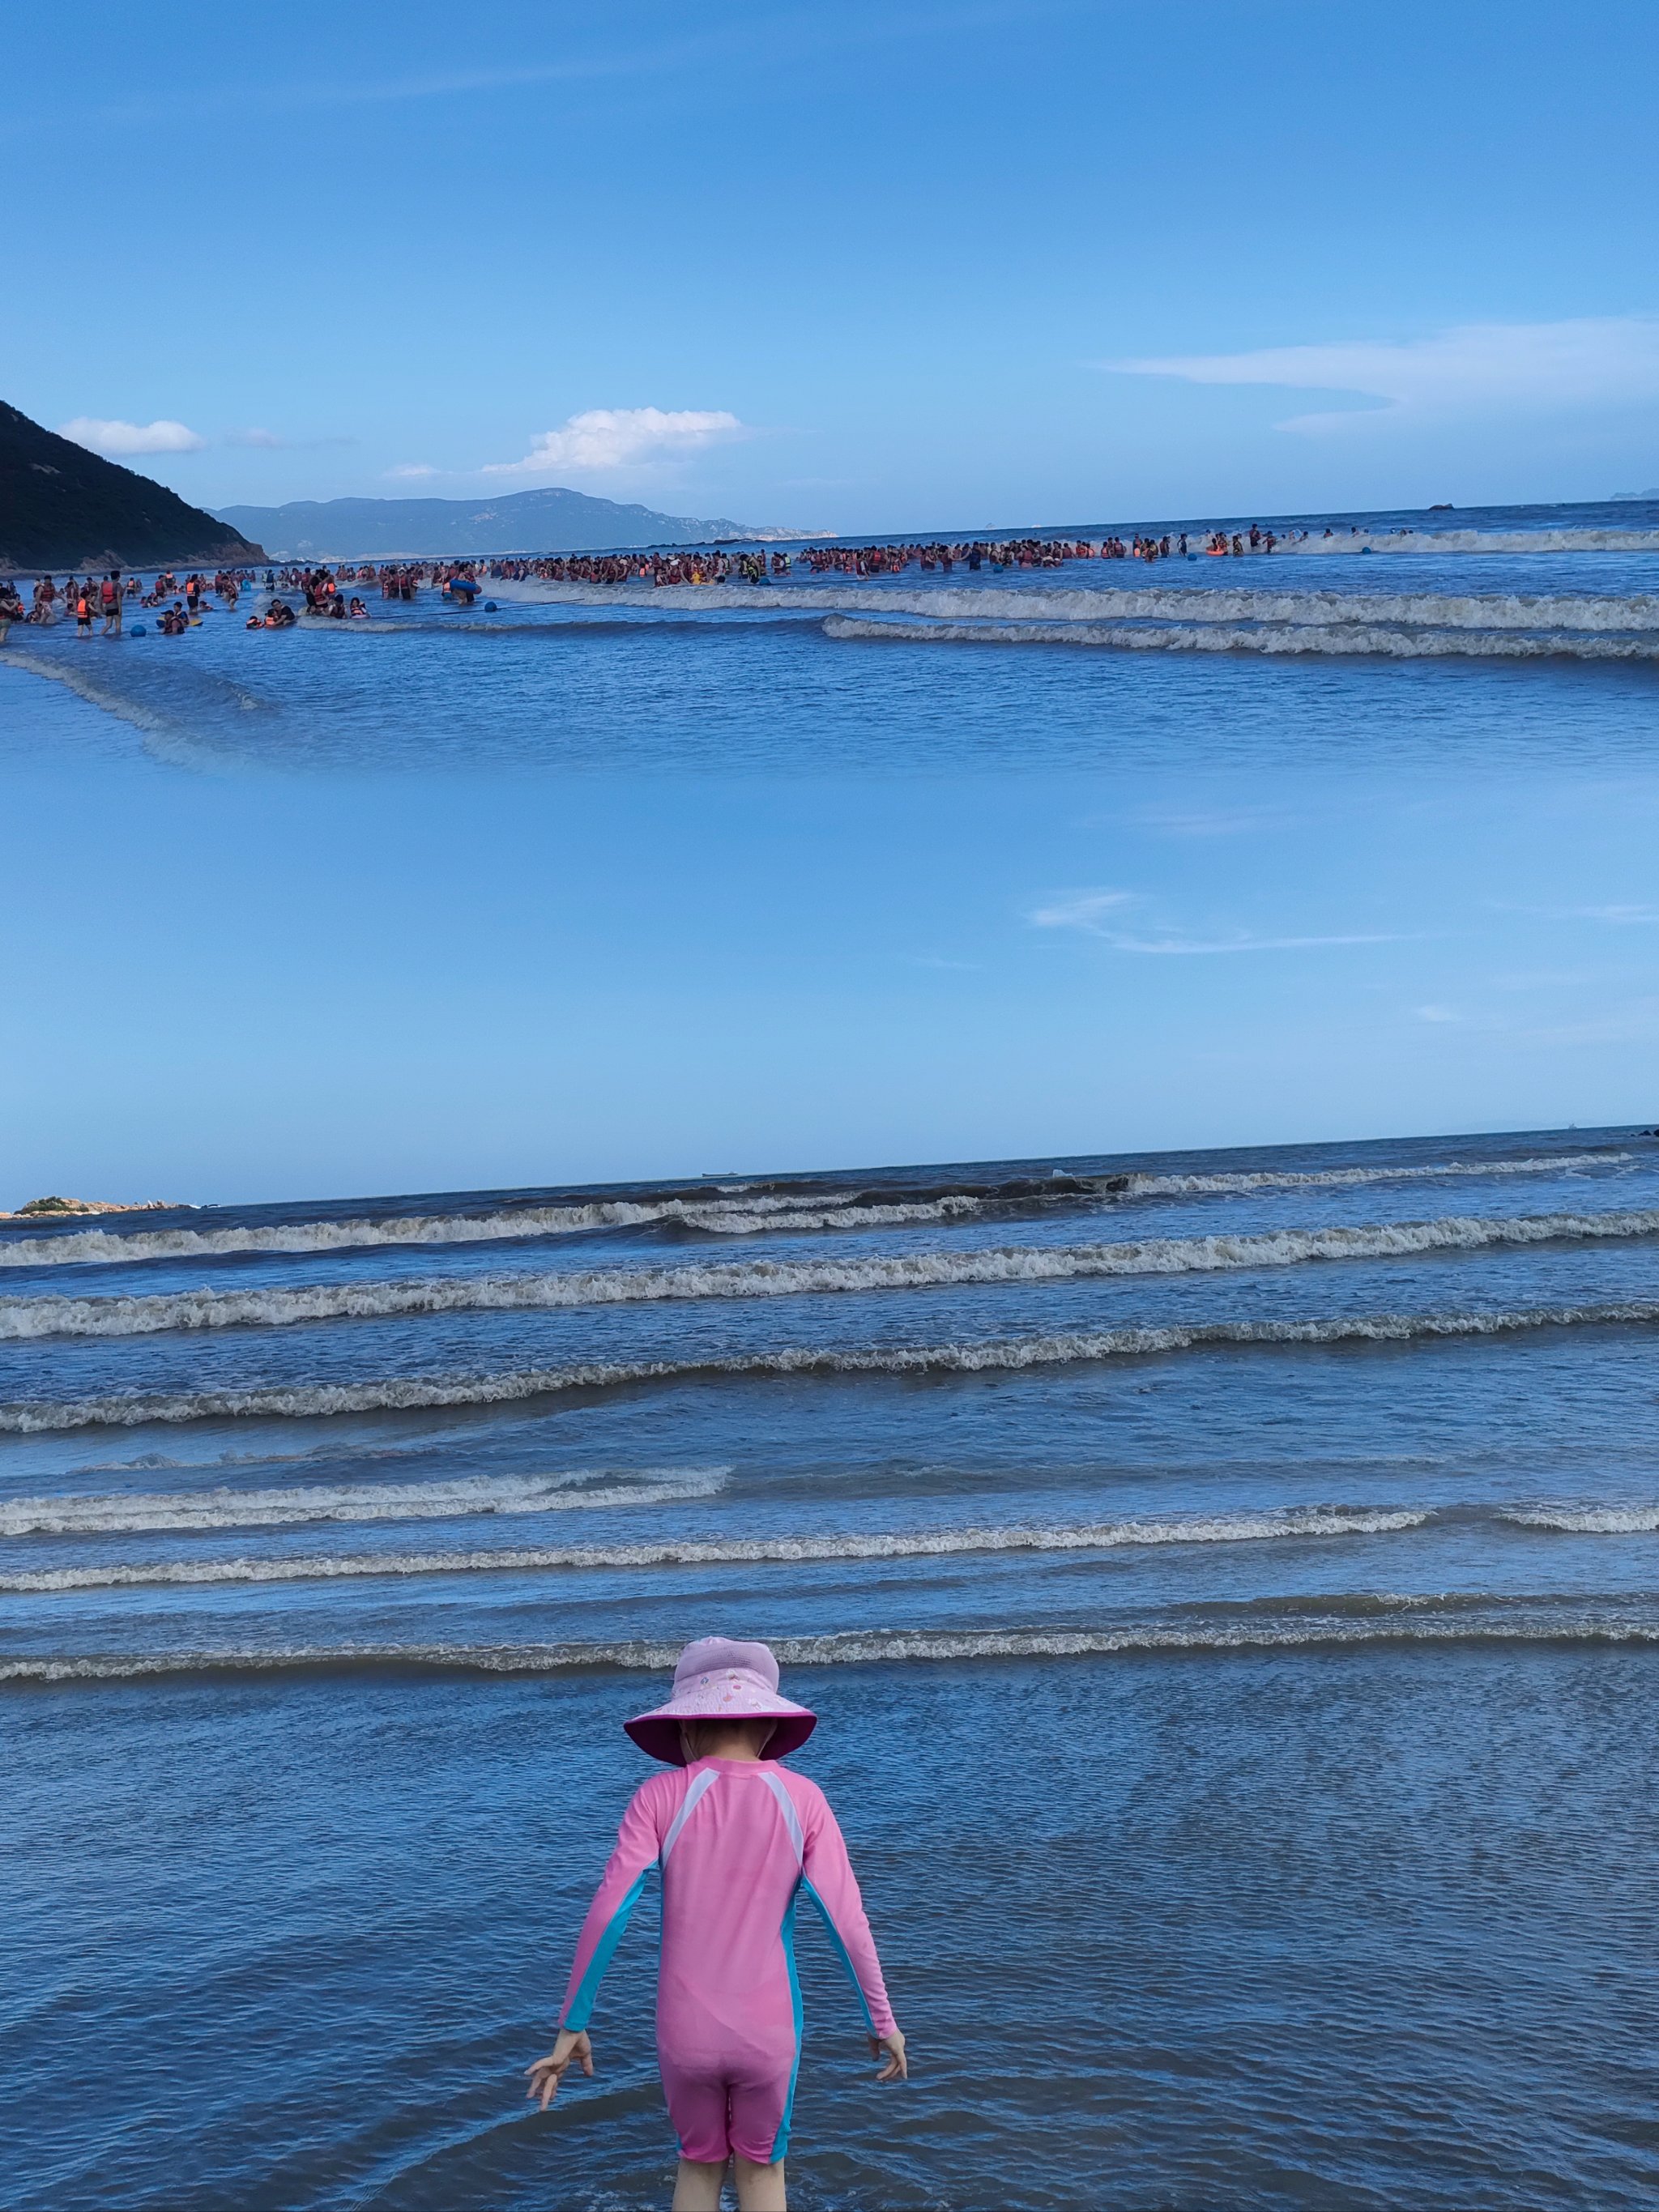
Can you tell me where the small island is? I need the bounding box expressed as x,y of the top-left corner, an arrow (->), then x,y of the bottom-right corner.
0,1196 -> 177,1220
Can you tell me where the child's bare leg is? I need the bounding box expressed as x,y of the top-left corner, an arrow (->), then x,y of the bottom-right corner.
734,2155 -> 787,2210
671,2156 -> 727,2210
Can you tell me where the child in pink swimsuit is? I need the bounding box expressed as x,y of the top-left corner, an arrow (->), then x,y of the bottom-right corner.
527,1638 -> 907,2212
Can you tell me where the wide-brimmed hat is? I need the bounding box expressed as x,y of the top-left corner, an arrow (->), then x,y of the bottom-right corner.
625,1637 -> 816,1765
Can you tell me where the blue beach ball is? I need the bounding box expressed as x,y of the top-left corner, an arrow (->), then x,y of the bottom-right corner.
131,624 -> 146,635
484,599 -> 497,612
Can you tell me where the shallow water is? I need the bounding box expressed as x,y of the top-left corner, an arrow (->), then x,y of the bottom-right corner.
3,499 -> 1659,2207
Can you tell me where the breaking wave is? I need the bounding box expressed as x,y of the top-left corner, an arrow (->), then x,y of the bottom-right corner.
0,1467 -> 729,1536
824,616 -> 1659,663
0,1151 -> 1626,1270
6,1299 -> 1658,1431
0,647 -> 187,742
0,647 -> 271,749
493,576 -> 1659,627
0,1507 -> 1430,1592
0,1192 -> 984,1269
1288,526 -> 1659,557
8,1207 -> 1656,1340
488,568 -> 1659,655
9,1600 -> 1659,1684
1120,1150 -> 1627,1196
1499,1503 -> 1659,1534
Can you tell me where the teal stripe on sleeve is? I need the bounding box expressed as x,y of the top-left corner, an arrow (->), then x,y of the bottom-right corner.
801,1874 -> 876,2033
563,1868 -> 651,2030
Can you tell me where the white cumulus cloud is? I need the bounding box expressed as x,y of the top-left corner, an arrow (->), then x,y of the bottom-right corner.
484,407 -> 745,475
1108,315 -> 1659,434
60,416 -> 207,457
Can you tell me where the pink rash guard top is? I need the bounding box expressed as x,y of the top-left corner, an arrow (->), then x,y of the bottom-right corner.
558,1756 -> 896,2164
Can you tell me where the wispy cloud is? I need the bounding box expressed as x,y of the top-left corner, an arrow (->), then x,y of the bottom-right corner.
1130,805 -> 1291,840
1095,931 -> 1407,957
1548,902 -> 1659,925
1498,900 -> 1659,925
1026,888 -> 1404,955
226,428 -> 356,451
1026,890 -> 1136,930
13,5 -> 1051,132
1107,316 -> 1659,434
60,416 -> 206,457
385,462 -> 439,480
483,408 -> 747,476
60,417 -> 354,458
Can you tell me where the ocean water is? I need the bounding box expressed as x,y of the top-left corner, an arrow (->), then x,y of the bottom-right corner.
4,501 -> 1659,2209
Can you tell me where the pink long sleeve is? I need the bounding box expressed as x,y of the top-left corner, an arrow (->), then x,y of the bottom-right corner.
797,1787 -> 898,2037
558,1774 -> 670,2029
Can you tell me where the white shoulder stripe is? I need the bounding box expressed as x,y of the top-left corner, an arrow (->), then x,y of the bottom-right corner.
660,1768 -> 719,1864
760,1767 -> 804,1867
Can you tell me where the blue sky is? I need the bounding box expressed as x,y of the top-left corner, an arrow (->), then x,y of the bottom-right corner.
9,0 -> 1659,531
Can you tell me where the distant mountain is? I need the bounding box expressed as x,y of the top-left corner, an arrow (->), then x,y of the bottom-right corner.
211,487 -> 805,560
0,403 -> 263,574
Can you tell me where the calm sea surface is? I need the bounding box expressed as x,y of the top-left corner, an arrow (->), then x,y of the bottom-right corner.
3,502 -> 1659,2209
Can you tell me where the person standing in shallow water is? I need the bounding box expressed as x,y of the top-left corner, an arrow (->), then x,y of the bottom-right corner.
527,1637 -> 907,2211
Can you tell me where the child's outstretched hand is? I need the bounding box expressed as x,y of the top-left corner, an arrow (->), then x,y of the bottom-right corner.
870,2029 -> 907,2082
525,2029 -> 594,2111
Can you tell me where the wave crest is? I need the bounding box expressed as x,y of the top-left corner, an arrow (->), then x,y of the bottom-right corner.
825,615 -> 1659,662
5,1299 -> 1657,1432
8,1603 -> 1658,1686
0,1507 -> 1430,1592
6,1206 -> 1654,1340
0,1152 -> 1625,1272
0,1467 -> 729,1536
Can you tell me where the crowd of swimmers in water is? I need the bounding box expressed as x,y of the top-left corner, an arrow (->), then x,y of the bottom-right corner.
2,522 -> 1381,640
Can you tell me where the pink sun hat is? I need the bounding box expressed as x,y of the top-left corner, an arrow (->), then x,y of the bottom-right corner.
624,1637 -> 817,1766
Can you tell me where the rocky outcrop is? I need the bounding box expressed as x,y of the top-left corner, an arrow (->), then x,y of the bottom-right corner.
1,403 -> 265,574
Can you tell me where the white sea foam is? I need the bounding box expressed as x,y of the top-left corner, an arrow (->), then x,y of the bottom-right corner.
7,1208 -> 1654,1340
6,1606 -> 1655,1684
825,616 -> 1659,662
1120,1152 -> 1627,1196
1499,1504 -> 1659,1533
493,570 -> 1659,624
0,1466 -> 728,1536
0,1191 -> 983,1269
0,1507 -> 1428,1593
0,1152 -> 1625,1272
0,648 -> 185,740
492,574 -> 1659,634
1287,526 -> 1659,556
488,566 -> 1659,666
5,1300 -> 1656,1432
